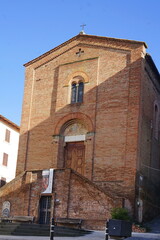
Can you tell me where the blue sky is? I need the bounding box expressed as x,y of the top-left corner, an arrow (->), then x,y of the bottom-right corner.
1,0 -> 160,125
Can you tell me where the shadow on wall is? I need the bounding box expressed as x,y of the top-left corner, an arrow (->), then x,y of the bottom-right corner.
14,55 -> 160,221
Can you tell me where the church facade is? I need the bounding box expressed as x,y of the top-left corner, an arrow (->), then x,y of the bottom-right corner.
1,33 -> 160,229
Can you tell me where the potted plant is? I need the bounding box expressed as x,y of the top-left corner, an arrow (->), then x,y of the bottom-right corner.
108,207 -> 132,238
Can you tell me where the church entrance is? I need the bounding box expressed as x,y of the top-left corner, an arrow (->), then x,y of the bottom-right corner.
39,196 -> 51,224
64,141 -> 85,175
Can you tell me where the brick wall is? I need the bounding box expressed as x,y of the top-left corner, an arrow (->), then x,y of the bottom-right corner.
15,34 -> 157,222
0,168 -> 122,229
0,171 -> 42,222
135,55 -> 160,221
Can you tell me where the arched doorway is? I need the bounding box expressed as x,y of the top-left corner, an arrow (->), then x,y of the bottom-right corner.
60,120 -> 87,175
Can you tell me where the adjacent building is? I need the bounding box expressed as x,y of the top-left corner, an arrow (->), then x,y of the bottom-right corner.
0,33 -> 160,229
0,115 -> 19,187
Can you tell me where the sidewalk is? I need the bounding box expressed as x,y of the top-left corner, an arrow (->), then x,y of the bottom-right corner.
131,232 -> 160,239
1,232 -> 160,240
0,231 -> 107,240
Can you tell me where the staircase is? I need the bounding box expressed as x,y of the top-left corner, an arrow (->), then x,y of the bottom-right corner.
0,222 -> 91,236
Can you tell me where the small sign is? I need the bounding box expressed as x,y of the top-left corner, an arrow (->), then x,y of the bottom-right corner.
2,201 -> 10,217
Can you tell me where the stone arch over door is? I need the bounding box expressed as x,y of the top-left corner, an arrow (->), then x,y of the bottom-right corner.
54,113 -> 94,179
54,112 -> 93,135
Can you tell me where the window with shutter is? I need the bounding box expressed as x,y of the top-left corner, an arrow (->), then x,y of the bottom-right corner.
5,129 -> 10,142
3,153 -> 8,166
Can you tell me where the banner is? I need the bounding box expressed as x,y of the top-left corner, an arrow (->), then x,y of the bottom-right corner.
41,169 -> 54,194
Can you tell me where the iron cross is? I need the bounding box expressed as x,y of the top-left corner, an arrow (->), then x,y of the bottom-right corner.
76,48 -> 84,57
80,24 -> 86,31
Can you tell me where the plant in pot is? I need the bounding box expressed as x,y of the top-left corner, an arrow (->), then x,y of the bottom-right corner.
108,207 -> 132,238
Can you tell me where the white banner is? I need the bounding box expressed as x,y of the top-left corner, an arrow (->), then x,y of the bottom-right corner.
41,169 -> 54,194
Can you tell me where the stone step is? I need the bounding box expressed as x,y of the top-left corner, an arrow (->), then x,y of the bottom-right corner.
0,223 -> 49,230
0,223 -> 91,236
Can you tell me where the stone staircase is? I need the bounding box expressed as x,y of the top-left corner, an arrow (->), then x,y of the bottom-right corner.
0,222 -> 91,236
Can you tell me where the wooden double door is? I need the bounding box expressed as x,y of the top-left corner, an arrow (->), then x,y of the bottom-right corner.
64,141 -> 85,175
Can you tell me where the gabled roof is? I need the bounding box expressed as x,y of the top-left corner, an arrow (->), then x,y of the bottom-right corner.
24,34 -> 147,67
0,115 -> 20,132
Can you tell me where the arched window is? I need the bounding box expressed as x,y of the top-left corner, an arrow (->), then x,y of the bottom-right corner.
71,83 -> 77,103
71,81 -> 84,103
77,82 -> 84,103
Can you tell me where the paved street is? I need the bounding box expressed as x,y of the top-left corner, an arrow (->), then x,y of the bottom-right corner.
1,216 -> 160,240
130,232 -> 160,239
1,232 -> 160,240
